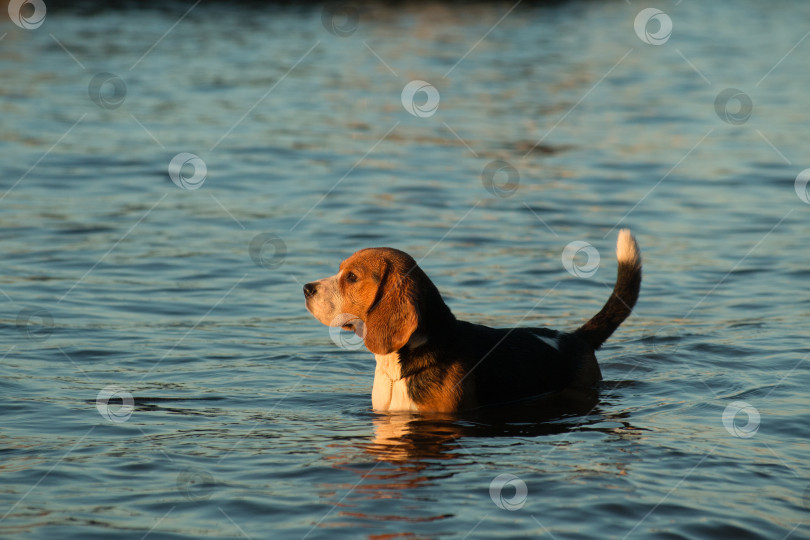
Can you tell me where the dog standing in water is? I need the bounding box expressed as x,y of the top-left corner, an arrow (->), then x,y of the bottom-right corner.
304,230 -> 641,413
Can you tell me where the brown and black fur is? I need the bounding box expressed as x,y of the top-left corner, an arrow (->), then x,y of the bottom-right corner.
304,230 -> 642,412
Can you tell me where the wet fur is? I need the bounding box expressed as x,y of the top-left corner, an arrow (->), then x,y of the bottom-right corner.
304,230 -> 642,413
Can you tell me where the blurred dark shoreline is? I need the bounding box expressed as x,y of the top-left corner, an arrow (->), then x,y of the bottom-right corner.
43,0 -> 587,13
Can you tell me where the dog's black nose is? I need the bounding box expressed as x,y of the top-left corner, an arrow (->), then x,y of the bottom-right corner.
303,283 -> 317,298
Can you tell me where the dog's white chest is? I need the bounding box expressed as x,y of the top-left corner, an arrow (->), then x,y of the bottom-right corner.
372,353 -> 418,412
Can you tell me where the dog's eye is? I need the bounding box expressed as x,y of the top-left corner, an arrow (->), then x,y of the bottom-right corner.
346,272 -> 358,283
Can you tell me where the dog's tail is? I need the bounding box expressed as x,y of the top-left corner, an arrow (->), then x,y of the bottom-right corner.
574,229 -> 642,350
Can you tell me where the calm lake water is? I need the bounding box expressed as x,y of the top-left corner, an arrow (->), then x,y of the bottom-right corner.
2,1 -> 809,538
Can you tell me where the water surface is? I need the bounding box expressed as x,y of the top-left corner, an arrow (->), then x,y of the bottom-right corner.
2,1 -> 809,538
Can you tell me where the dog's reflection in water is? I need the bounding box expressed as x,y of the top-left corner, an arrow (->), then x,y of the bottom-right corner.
362,387 -> 632,463
317,388 -> 641,529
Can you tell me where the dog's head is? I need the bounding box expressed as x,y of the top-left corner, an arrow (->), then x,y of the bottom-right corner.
304,248 -> 435,355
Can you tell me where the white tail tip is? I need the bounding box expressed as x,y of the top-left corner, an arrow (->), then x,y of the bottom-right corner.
616,229 -> 641,265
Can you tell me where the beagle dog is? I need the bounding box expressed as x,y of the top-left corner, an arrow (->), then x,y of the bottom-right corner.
304,230 -> 641,413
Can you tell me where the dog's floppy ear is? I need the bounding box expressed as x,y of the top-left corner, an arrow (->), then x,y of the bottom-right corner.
363,265 -> 419,355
